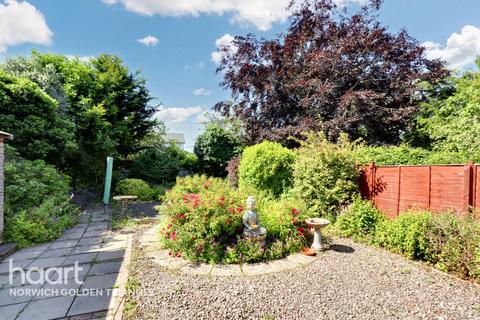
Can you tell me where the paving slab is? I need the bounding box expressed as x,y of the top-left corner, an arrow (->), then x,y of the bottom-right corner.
39,247 -> 74,258
34,279 -> 84,300
77,238 -> 103,247
49,240 -> 79,250
0,284 -> 43,306
28,257 -> 66,269
81,273 -> 119,290
63,253 -> 98,266
0,259 -> 33,274
8,250 -> 42,262
71,245 -> 102,255
17,295 -> 75,320
96,249 -> 125,262
67,290 -> 114,316
88,261 -> 122,276
0,302 -> 28,320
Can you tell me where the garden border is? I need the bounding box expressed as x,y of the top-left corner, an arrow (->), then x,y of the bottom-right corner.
139,225 -> 316,276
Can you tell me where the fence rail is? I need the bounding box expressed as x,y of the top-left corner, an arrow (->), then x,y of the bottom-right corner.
359,162 -> 479,218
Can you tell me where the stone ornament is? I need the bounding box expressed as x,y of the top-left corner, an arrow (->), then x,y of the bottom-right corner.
242,196 -> 267,238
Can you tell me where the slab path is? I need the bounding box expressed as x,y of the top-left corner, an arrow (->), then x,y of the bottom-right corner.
0,207 -> 132,320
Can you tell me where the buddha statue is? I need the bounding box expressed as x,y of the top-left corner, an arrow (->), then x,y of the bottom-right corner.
243,196 -> 267,238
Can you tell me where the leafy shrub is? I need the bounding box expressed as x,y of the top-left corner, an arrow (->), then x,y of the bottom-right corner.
130,147 -> 184,185
424,214 -> 480,279
158,175 -> 306,263
374,211 -> 432,260
238,141 -> 295,197
115,178 -> 156,201
353,144 -> 471,165
194,123 -> 242,177
226,156 -> 241,188
293,132 -> 360,217
4,158 -> 78,247
336,197 -> 385,239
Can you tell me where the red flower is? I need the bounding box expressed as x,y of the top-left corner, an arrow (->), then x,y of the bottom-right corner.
171,231 -> 176,239
291,218 -> 298,224
291,208 -> 300,215
167,223 -> 172,229
236,206 -> 243,213
228,207 -> 234,213
176,252 -> 182,257
219,196 -> 225,201
297,227 -> 305,235
226,218 -> 231,225
168,251 -> 173,256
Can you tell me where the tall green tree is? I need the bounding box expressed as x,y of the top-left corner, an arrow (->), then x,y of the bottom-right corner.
1,52 -> 158,186
0,71 -> 77,168
412,59 -> 480,161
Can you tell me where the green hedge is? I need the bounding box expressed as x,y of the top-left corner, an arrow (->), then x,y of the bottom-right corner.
115,178 -> 158,201
4,158 -> 78,247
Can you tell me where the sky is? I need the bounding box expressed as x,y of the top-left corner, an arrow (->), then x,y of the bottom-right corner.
1,0 -> 480,151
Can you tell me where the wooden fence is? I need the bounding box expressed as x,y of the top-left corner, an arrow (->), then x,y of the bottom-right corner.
359,162 -> 480,219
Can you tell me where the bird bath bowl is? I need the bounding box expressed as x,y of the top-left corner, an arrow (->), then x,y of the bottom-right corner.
305,218 -> 330,252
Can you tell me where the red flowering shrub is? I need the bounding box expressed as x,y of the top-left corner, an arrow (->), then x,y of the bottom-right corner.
158,175 -> 309,263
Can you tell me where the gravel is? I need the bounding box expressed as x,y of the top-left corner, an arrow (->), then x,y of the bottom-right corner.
125,225 -> 480,320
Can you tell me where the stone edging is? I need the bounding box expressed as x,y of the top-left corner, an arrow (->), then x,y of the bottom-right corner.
139,224 -> 316,276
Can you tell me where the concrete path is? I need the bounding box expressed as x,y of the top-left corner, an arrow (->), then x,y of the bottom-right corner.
0,207 -> 131,320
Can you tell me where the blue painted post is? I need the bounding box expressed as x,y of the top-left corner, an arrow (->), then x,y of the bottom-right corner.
103,157 -> 113,205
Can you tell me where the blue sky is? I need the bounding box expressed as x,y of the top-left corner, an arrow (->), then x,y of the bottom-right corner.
1,0 -> 479,150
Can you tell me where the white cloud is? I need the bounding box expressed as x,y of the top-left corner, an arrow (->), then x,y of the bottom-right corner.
66,55 -> 95,63
102,0 -> 369,31
0,0 -> 53,53
155,106 -> 203,124
422,25 -> 480,70
137,35 -> 158,46
211,33 -> 237,65
193,88 -> 211,96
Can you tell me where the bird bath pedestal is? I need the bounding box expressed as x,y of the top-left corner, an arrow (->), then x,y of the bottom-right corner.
306,218 -> 330,252
113,195 -> 138,216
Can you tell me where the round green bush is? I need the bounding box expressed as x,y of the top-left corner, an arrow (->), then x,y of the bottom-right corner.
238,141 -> 295,197
293,132 -> 360,216
115,178 -> 155,201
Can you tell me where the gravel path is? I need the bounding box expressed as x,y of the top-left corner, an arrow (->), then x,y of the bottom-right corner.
125,226 -> 480,320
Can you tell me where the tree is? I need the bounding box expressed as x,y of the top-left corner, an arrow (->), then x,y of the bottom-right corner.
0,71 -> 77,168
194,123 -> 242,177
1,52 -> 158,186
214,0 -> 448,146
412,59 -> 480,161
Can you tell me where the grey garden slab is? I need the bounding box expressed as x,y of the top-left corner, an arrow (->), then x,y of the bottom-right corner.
15,244 -> 50,255
0,284 -> 42,306
71,245 -> 102,255
67,290 -> 113,316
8,250 -> 42,262
58,232 -> 84,241
39,247 -> 74,259
34,279 -> 84,300
63,253 -> 98,266
88,261 -> 122,276
96,249 -> 125,262
49,240 -> 79,249
17,295 -> 75,320
77,237 -> 103,247
81,273 -> 119,290
0,260 -> 33,275
83,230 -> 110,238
0,302 -> 28,320
28,257 -> 66,269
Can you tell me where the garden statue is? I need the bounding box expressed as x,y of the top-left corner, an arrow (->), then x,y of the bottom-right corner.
243,196 -> 267,240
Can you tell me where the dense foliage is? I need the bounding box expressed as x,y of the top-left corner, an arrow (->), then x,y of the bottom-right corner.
4,157 -> 78,247
214,0 -> 447,146
353,144 -> 471,165
1,52 -> 157,187
238,142 -> 296,197
0,70 -> 77,168
411,59 -> 480,162
158,175 -> 308,263
293,132 -> 360,216
334,202 -> 480,281
115,178 -> 157,201
194,123 -> 242,177
226,156 -> 241,187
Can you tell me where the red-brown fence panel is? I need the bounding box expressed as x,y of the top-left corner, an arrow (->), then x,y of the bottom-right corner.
360,163 -> 478,218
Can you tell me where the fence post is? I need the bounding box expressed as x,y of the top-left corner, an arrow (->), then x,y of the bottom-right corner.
370,162 -> 376,202
427,166 -> 432,211
464,161 -> 474,214
396,166 -> 401,216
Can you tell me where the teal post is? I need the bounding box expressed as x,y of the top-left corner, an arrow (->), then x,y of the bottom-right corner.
103,157 -> 113,205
